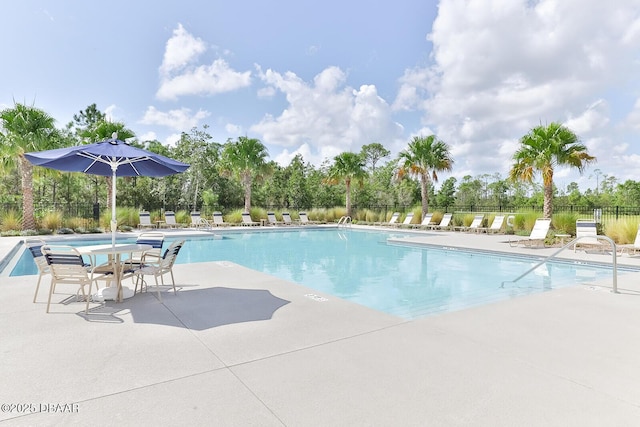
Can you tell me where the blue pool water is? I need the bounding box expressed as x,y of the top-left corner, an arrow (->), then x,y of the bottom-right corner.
7,229 -> 624,319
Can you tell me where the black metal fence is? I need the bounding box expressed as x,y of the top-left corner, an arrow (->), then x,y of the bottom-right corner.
2,202 -> 640,223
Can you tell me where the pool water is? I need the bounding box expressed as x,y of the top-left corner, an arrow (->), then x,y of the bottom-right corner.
8,229 -> 622,319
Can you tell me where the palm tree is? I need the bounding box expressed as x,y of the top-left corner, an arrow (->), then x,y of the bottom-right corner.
219,136 -> 270,212
0,104 -> 58,230
325,152 -> 367,217
509,122 -> 596,219
395,135 -> 454,221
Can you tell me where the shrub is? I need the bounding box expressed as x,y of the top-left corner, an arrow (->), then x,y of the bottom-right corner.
56,227 -> 75,235
65,217 -> 86,230
603,218 -> 638,244
0,209 -> 21,232
551,212 -> 579,235
41,211 -> 63,230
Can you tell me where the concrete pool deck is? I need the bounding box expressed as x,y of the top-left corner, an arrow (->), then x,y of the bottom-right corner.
2,226 -> 640,426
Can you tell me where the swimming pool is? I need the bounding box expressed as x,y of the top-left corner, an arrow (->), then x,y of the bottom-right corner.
6,229 -> 626,319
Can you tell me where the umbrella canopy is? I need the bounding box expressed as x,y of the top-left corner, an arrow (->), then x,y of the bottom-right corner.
25,136 -> 189,246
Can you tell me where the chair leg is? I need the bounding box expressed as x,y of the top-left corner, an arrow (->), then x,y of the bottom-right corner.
154,275 -> 162,301
33,275 -> 43,303
169,271 -> 177,294
85,282 -> 92,313
46,278 -> 55,313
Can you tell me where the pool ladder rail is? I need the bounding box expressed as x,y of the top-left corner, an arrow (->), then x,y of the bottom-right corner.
502,235 -> 619,293
337,216 -> 352,228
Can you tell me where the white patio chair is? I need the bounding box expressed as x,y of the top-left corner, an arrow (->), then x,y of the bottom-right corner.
26,238 -> 50,303
41,245 -> 111,313
133,240 -> 185,301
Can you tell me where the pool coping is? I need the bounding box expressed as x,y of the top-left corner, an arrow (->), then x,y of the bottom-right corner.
3,227 -> 640,425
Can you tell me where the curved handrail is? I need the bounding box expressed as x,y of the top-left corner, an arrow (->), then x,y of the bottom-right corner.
337,216 -> 352,227
501,235 -> 618,293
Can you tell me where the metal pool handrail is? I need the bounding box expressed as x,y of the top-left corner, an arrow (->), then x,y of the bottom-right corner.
502,235 -> 618,293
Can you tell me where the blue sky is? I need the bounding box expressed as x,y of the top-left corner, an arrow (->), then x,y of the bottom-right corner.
2,0 -> 640,191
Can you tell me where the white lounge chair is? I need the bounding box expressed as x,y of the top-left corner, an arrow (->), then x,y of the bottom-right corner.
376,212 -> 400,227
241,212 -> 260,226
212,211 -> 229,227
617,225 -> 640,256
427,213 -> 453,231
162,211 -> 181,228
138,211 -> 156,229
573,220 -> 608,253
282,212 -> 294,225
479,215 -> 505,234
454,215 -> 484,232
509,218 -> 551,247
299,212 -> 319,225
267,212 -> 283,226
190,212 -> 211,228
412,213 -> 434,229
396,212 -> 415,228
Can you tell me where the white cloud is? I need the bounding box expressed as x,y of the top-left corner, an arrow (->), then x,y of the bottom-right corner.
156,25 -> 252,101
138,131 -> 157,142
140,106 -> 210,131
159,23 -> 207,76
251,66 -> 404,165
225,123 -> 242,134
394,0 -> 640,184
104,104 -> 118,122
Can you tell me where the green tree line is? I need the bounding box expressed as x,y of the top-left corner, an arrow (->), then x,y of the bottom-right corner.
5,102 -> 634,232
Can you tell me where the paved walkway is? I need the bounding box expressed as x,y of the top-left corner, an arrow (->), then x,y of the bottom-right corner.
1,227 -> 640,426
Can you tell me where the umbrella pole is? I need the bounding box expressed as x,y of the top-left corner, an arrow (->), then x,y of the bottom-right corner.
111,168 -> 117,248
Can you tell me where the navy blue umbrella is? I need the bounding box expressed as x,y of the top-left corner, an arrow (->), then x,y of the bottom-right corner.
25,135 -> 189,246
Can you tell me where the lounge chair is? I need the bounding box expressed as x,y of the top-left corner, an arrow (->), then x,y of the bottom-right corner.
396,212 -> 415,228
573,220 -> 608,253
299,212 -> 319,225
190,212 -> 211,228
282,212 -> 294,225
454,214 -> 484,232
241,212 -> 260,226
133,240 -> 185,301
212,211 -> 229,227
509,218 -> 551,247
376,212 -> 400,227
427,213 -> 453,231
479,215 -> 505,234
617,225 -> 640,256
138,211 -> 156,229
162,211 -> 181,228
412,213 -> 434,229
267,212 -> 283,226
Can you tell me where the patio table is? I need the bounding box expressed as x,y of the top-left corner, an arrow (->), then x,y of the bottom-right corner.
76,243 -> 152,302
